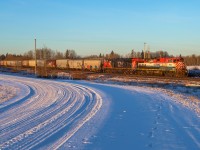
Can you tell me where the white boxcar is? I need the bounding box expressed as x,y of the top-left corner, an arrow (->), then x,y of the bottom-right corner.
3,61 -> 7,66
83,59 -> 102,71
68,59 -> 83,69
28,60 -> 36,67
5,61 -> 11,66
0,61 -> 4,66
6,61 -> 16,67
16,61 -> 22,67
37,60 -> 45,67
56,59 -> 69,69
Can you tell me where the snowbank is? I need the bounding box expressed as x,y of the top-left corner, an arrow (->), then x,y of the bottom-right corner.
0,84 -> 18,103
87,74 -> 200,116
187,66 -> 200,70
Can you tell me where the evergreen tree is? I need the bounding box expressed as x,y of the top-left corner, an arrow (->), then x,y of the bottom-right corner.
99,53 -> 102,58
141,50 -> 144,59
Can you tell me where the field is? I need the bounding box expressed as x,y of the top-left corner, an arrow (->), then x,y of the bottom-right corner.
0,73 -> 200,149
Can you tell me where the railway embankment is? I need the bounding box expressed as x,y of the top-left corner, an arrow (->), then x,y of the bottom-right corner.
87,73 -> 200,98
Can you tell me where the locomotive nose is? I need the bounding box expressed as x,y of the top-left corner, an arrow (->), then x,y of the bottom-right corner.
176,62 -> 186,70
176,62 -> 187,77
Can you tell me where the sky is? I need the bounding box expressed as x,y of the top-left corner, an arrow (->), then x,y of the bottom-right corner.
0,0 -> 200,56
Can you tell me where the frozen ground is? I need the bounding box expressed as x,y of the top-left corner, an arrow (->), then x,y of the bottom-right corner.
0,74 -> 200,150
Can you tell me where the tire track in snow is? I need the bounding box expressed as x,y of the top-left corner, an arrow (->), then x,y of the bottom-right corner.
0,81 -> 33,113
0,75 -> 102,150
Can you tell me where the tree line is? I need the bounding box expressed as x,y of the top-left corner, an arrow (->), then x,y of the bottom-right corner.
183,55 -> 200,66
0,48 -> 200,66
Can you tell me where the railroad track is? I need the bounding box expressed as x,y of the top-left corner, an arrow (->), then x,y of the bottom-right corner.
1,67 -> 200,83
105,73 -> 200,82
90,73 -> 200,86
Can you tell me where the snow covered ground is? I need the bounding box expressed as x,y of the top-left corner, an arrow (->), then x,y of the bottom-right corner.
187,66 -> 200,77
0,74 -> 200,150
0,74 -> 104,150
187,66 -> 200,70
0,83 -> 18,103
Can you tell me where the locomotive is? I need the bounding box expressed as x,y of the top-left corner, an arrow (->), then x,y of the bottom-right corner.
103,57 -> 187,77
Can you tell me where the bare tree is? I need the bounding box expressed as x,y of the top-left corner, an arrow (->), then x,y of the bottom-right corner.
0,54 -> 6,60
24,50 -> 34,59
55,51 -> 64,59
65,49 -> 77,59
106,50 -> 120,59
183,54 -> 200,66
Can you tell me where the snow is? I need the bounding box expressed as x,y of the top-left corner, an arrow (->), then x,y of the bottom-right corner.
187,66 -> 200,77
0,84 -> 17,103
187,66 -> 200,70
77,81 -> 200,150
0,74 -> 200,150
0,74 -> 103,150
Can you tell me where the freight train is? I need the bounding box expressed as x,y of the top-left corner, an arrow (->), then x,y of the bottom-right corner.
0,56 -> 188,77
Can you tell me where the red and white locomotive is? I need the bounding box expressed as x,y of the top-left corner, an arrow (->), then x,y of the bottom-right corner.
103,57 -> 187,77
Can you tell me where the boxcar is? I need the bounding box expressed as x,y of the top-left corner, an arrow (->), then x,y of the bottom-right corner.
3,61 -> 7,66
56,59 -> 69,69
83,59 -> 102,71
16,61 -> 22,67
22,60 -> 29,67
68,59 -> 83,70
6,61 -> 16,67
28,60 -> 36,67
37,60 -> 45,67
0,60 -> 4,66
104,58 -> 132,69
46,60 -> 56,68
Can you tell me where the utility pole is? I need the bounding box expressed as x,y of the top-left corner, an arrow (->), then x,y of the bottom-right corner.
35,38 -> 37,77
148,45 -> 150,59
144,42 -> 146,59
44,49 -> 47,77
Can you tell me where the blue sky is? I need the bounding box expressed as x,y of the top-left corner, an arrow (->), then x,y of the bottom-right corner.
0,0 -> 200,56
